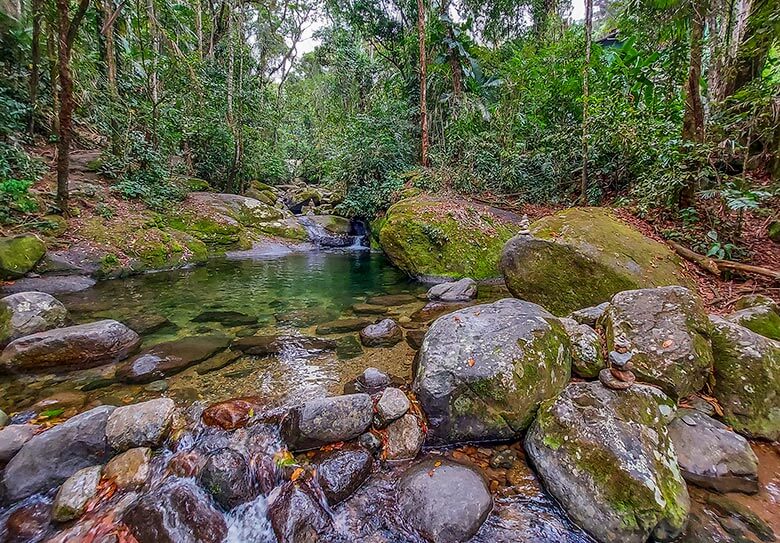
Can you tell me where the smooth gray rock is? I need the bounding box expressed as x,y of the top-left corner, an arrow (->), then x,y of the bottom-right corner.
560,317 -> 604,378
604,286 -> 713,399
267,476 -> 335,542
105,398 -> 175,452
525,381 -> 689,543
385,414 -> 425,460
314,446 -> 373,505
376,387 -> 410,426
3,405 -> 115,501
668,408 -> 758,494
354,367 -> 391,394
413,298 -> 571,445
427,278 -> 478,302
52,465 -> 102,522
398,459 -> 492,543
281,393 -> 373,451
0,292 -> 68,348
123,478 -> 228,543
0,320 -> 140,373
199,448 -> 258,510
0,424 -> 39,463
359,318 -> 403,347
568,302 -> 610,327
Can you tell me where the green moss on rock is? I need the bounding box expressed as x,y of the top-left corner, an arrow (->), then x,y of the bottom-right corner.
0,235 -> 46,279
378,195 -> 524,280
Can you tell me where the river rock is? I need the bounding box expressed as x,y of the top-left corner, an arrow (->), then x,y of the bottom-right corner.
359,319 -> 402,347
335,334 -> 363,359
122,312 -> 176,335
116,334 -> 231,383
281,393 -> 373,451
0,319 -> 140,373
500,208 -> 691,315
378,194 -> 525,280
105,398 -> 175,451
51,465 -> 102,522
406,329 -> 426,350
413,298 -> 571,445
427,278 -> 478,302
267,476 -> 335,543
709,316 -> 780,440
525,381 -> 689,543
0,407 -> 7,427
560,317 -> 604,378
122,478 -> 228,543
351,303 -> 388,315
0,292 -> 68,348
202,397 -> 265,430
385,414 -> 425,460
103,447 -> 152,489
726,302 -> 780,341
668,408 -> 758,494
603,286 -> 713,399
314,446 -> 373,505
192,310 -> 258,326
274,307 -> 336,327
199,447 -> 258,510
0,234 -> 46,280
3,502 -> 51,543
349,367 -> 391,394
315,317 -> 373,335
0,424 -> 39,464
376,387 -> 410,426
365,293 -> 418,306
568,301 -> 610,327
3,405 -> 115,501
398,458 -> 492,543
411,301 -> 469,323
231,334 -> 335,356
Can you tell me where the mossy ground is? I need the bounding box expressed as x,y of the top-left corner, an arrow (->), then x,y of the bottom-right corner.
0,235 -> 46,279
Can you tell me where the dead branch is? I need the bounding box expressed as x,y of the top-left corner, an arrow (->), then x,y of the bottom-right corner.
669,240 -> 780,281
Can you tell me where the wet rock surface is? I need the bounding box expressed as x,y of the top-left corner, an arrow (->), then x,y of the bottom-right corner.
668,408 -> 759,494
199,447 -> 258,509
51,465 -> 101,522
414,298 -> 571,444
359,319 -> 403,347
267,476 -> 336,543
376,387 -> 410,426
0,292 -> 68,348
385,414 -> 425,460
103,447 -> 152,489
314,446 -> 373,505
427,278 -> 478,302
0,424 -> 39,464
3,502 -> 51,543
105,398 -> 175,451
281,393 -> 373,451
398,458 -> 493,543
201,397 -> 266,430
0,319 -> 140,373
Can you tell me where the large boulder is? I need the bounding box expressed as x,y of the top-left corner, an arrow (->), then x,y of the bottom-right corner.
397,458 -> 492,543
122,478 -> 228,543
413,298 -> 571,445
116,334 -> 231,383
0,235 -> 46,280
500,208 -> 691,315
0,424 -> 38,463
281,393 -> 373,451
603,286 -> 713,399
105,398 -> 176,451
709,316 -> 780,440
0,292 -> 68,348
726,298 -> 780,341
377,195 -> 525,280
668,408 -> 758,494
2,405 -> 115,501
525,382 -> 690,543
0,320 -> 140,373
560,317 -> 604,379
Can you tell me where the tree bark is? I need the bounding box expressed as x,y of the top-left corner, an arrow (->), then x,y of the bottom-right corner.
47,18 -> 60,135
417,0 -> 429,167
194,0 -> 203,59
29,0 -> 42,136
682,0 -> 706,143
581,0 -> 593,201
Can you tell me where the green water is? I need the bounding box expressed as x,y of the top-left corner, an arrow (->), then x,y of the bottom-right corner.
0,250 -> 429,415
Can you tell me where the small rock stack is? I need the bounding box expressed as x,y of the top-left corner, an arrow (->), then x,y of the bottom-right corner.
599,350 -> 636,390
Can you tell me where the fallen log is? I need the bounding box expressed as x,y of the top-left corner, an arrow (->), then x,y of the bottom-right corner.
669,240 -> 780,281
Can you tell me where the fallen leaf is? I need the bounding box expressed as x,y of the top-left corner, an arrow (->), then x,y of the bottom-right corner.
662,339 -> 674,349
291,467 -> 304,482
434,460 -> 442,467
468,357 -> 476,367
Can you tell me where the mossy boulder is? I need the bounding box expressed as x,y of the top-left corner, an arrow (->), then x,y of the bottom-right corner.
709,316 -> 780,440
309,215 -> 352,235
0,235 -> 46,280
726,298 -> 780,341
0,292 -> 69,348
186,178 -> 211,192
378,195 -> 525,280
525,381 -> 689,543
560,317 -> 604,378
500,208 -> 692,315
413,298 -> 571,445
604,286 -> 713,399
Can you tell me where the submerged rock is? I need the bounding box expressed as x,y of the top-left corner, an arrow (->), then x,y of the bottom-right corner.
0,291 -> 68,348
500,208 -> 691,315
0,234 -> 46,280
0,319 -> 140,373
3,502 -> 51,543
560,317 -> 604,378
315,317 -> 373,335
117,334 -> 231,383
359,319 -> 403,347
604,286 -> 713,399
709,316 -> 780,440
351,303 -> 388,316
231,334 -> 335,356
199,447 -> 258,510
3,405 -> 115,501
192,310 -> 258,326
105,398 -> 176,451
123,478 -> 228,543
52,465 -> 102,522
525,381 -> 689,543
668,408 -> 758,494
314,445 -> 373,505
202,397 -> 266,430
281,393 -> 373,451
378,194 -> 525,280
398,458 -> 493,543
427,278 -> 478,302
365,293 -> 418,306
413,298 -> 571,445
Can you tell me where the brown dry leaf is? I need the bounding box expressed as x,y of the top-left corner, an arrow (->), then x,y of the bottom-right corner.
290,467 -> 304,482
434,460 -> 442,468
662,339 -> 674,349
468,357 -> 476,367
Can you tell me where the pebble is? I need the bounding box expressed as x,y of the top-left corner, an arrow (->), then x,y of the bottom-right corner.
490,449 -> 518,469
599,368 -> 632,390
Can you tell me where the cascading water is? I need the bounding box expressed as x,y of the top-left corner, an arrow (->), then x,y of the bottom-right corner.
297,215 -> 368,249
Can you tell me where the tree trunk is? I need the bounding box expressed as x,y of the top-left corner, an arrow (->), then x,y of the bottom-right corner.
47,18 -> 60,135
417,0 -> 429,167
581,0 -> 593,201
682,0 -> 706,144
194,0 -> 203,59
146,0 -> 161,146
724,0 -> 775,98
102,0 -> 120,153
29,0 -> 42,136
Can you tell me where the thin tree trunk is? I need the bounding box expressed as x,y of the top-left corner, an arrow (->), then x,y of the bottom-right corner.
29,0 -> 42,136
194,0 -> 203,59
102,0 -> 120,153
581,0 -> 593,201
47,19 -> 60,135
146,0 -> 161,146
682,0 -> 706,143
417,0 -> 429,167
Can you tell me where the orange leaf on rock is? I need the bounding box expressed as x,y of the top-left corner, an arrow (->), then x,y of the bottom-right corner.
662,339 -> 674,349
291,467 -> 304,482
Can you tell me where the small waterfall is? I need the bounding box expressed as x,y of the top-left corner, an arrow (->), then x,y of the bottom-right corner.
225,495 -> 275,543
297,216 -> 368,249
